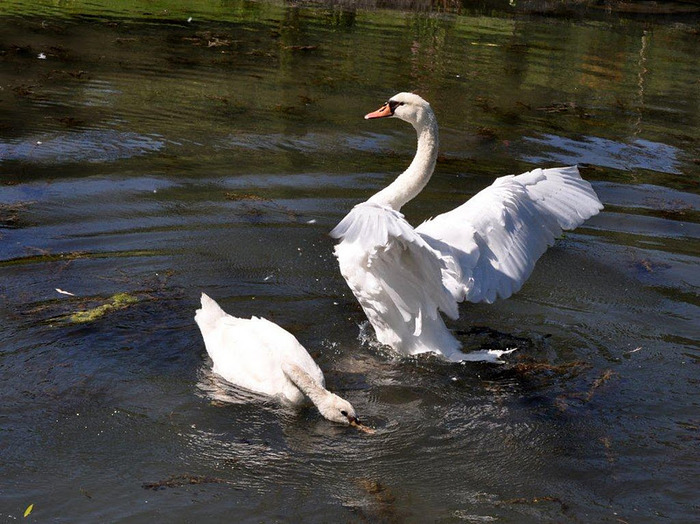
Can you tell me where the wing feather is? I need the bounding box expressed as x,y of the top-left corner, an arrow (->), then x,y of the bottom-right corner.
331,202 -> 459,330
416,166 -> 602,304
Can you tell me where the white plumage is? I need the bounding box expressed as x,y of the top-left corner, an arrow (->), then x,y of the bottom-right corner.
194,293 -> 361,425
331,93 -> 603,361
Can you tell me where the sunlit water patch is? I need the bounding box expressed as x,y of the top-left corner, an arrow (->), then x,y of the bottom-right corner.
521,134 -> 683,174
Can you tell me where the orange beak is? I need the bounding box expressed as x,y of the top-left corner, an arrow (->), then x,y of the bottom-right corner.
364,103 -> 393,120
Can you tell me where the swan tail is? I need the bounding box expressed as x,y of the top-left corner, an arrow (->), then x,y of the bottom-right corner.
194,292 -> 228,334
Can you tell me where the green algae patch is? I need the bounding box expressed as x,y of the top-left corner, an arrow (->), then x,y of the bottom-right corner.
69,293 -> 139,323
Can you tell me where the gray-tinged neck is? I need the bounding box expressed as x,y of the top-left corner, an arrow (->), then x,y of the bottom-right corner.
282,363 -> 329,408
367,111 -> 439,211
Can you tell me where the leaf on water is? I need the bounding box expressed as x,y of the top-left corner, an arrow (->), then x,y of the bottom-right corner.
24,504 -> 33,517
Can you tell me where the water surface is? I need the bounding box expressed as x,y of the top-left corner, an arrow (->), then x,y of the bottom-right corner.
1,1 -> 698,522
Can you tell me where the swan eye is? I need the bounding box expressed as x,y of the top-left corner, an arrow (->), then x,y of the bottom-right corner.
388,100 -> 404,113
340,410 -> 348,416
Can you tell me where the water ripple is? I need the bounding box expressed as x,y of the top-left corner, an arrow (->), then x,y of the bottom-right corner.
521,134 -> 683,174
0,130 -> 165,164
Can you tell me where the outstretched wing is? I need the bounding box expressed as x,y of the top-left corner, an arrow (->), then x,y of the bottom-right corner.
330,202 -> 459,336
416,166 -> 603,304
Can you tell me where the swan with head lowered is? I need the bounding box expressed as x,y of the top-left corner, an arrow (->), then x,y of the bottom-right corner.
195,293 -> 368,429
330,92 -> 603,362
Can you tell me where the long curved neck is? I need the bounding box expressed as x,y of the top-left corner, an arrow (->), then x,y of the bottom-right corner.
282,363 -> 329,408
368,110 -> 439,211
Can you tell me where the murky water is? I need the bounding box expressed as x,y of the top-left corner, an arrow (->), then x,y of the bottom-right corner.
1,1 -> 698,521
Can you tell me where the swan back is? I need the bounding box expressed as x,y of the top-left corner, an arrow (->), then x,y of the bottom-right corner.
194,293 -> 324,405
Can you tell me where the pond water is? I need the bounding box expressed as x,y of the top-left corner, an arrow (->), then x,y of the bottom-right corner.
1,0 -> 698,521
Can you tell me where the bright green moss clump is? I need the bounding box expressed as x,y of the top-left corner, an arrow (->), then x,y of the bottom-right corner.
69,293 -> 139,323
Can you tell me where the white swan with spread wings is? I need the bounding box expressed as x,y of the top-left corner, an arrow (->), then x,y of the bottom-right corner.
331,93 -> 603,362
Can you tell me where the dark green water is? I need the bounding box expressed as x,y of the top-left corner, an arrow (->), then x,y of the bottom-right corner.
1,1 -> 698,521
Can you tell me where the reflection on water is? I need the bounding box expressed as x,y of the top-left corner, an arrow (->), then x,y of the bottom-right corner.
0,0 -> 698,522
522,134 -> 684,174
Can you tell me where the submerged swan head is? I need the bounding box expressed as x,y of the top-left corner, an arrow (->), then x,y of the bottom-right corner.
316,392 -> 360,425
365,92 -> 433,128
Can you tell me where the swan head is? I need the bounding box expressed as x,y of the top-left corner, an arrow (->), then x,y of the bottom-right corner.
364,92 -> 432,127
317,392 -> 360,426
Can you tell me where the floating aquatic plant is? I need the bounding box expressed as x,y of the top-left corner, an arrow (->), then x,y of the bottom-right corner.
69,293 -> 138,323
